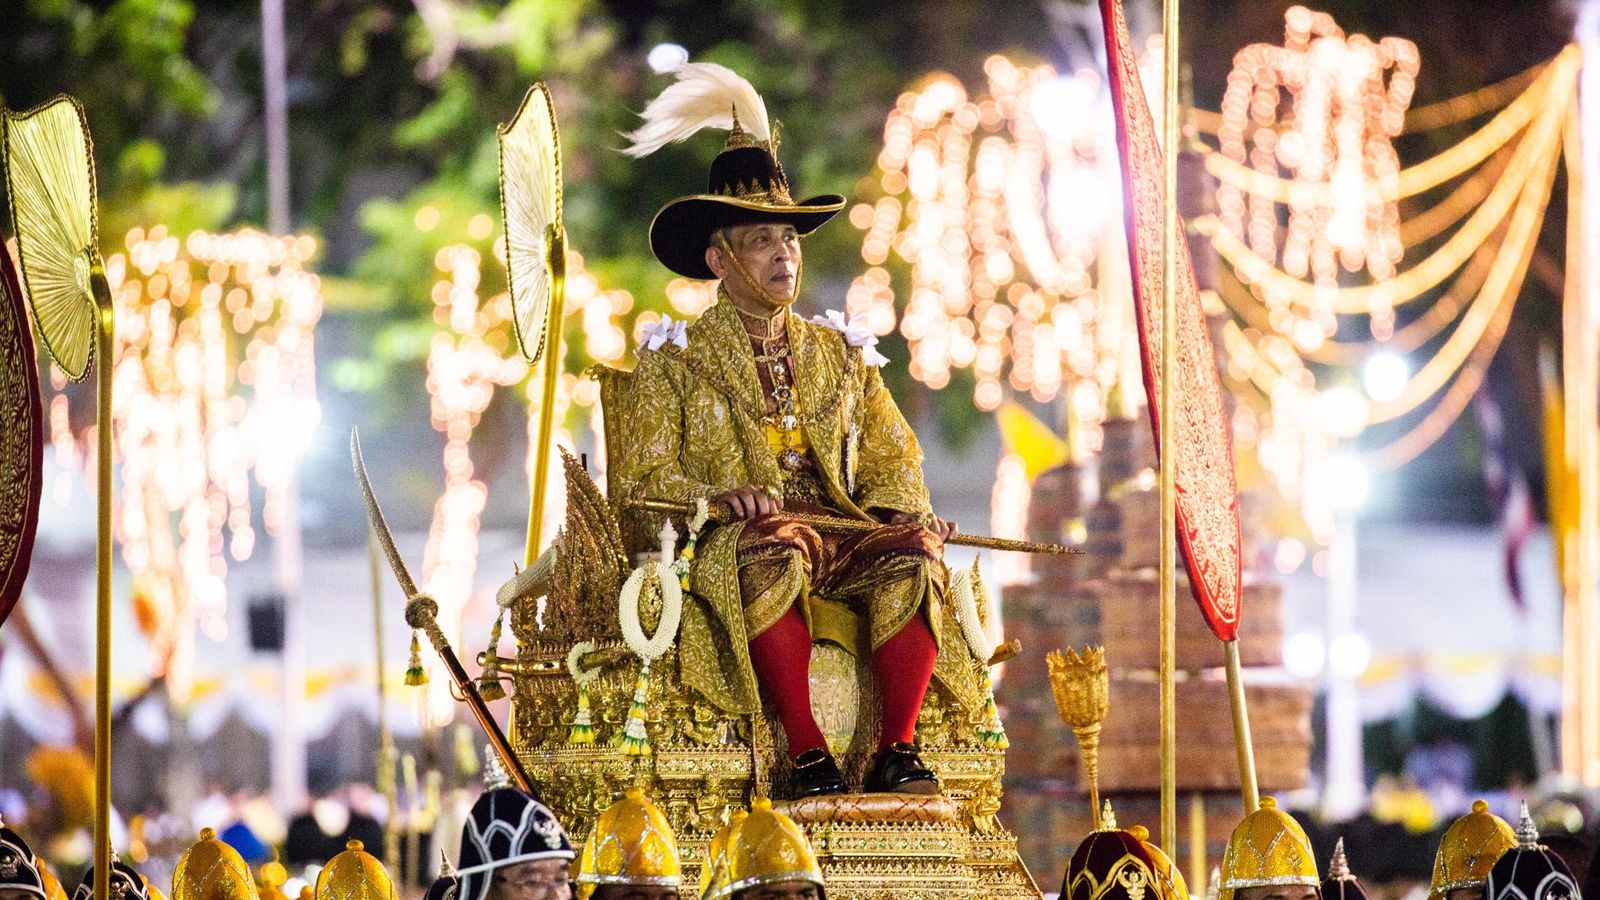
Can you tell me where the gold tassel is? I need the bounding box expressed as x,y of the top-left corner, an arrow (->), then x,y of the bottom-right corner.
404,631 -> 429,686
476,609 -> 507,702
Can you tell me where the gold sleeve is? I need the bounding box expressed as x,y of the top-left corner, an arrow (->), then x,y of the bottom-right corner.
617,348 -> 722,503
852,362 -> 933,517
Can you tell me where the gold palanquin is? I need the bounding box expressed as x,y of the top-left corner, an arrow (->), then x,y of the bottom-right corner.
494,339 -> 1041,899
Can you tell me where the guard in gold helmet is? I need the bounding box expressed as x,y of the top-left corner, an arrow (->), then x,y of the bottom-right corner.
1429,801 -> 1516,900
172,829 -> 260,900
697,810 -> 748,900
1217,798 -> 1319,900
706,798 -> 824,900
575,788 -> 682,900
314,840 -> 396,900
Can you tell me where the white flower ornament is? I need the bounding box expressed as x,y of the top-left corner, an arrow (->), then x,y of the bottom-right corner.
811,309 -> 889,366
642,314 -> 689,351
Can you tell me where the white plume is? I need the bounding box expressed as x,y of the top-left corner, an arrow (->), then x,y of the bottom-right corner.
621,62 -> 771,158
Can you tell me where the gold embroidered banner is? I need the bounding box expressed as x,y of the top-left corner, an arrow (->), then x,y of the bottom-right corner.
1100,0 -> 1243,641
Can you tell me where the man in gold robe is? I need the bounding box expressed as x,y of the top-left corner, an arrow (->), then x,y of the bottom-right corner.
616,63 -> 967,798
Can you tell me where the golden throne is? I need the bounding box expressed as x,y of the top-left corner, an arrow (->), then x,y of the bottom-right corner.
487,367 -> 1041,900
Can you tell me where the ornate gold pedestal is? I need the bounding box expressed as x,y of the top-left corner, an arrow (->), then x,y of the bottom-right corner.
508,635 -> 1040,899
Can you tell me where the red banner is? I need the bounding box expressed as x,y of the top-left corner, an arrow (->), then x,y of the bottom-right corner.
0,237 -> 43,630
1100,0 -> 1244,641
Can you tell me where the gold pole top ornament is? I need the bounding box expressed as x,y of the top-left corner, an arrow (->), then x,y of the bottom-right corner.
1049,646 -> 1111,829
1048,646 -> 1110,729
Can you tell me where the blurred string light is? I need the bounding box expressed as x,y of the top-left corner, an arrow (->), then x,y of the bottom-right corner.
847,47 -> 1168,452
38,227 -> 323,698
411,222 -> 635,723
1187,7 -> 1580,549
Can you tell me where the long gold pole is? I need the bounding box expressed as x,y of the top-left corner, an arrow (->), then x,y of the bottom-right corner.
1160,0 -> 1182,857
1223,641 -> 1260,809
522,225 -> 567,570
91,265 -> 113,900
1188,793 -> 1206,898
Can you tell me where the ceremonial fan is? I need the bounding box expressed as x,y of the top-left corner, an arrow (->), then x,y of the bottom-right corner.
498,82 -> 567,570
3,95 -> 117,900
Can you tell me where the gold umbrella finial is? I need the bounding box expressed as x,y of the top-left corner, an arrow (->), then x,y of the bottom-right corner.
1048,645 -> 1111,828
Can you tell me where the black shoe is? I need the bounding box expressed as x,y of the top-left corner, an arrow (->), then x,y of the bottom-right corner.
865,742 -> 940,795
791,748 -> 848,798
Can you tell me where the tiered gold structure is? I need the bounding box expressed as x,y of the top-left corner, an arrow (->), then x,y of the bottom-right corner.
489,446 -> 1040,899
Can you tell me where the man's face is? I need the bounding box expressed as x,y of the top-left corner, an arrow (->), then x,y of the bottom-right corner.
1235,886 -> 1318,900
489,860 -> 572,900
706,223 -> 802,310
735,882 -> 821,900
590,887 -> 679,900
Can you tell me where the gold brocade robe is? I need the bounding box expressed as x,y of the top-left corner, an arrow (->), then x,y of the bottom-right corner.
618,300 -> 978,716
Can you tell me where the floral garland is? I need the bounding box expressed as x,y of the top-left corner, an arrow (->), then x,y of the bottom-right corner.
950,561 -> 1008,749
615,561 -> 683,756
565,640 -> 600,744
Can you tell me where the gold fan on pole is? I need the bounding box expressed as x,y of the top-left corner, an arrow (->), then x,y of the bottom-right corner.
497,82 -> 568,568
3,95 -> 114,900
4,97 -> 100,380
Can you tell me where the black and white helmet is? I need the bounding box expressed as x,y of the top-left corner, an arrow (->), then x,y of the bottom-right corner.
0,817 -> 46,900
71,853 -> 150,900
1485,804 -> 1583,900
455,750 -> 573,900
423,851 -> 459,900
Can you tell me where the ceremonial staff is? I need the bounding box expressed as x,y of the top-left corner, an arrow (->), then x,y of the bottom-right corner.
352,430 -> 536,794
3,96 -> 116,900
625,497 -> 1078,555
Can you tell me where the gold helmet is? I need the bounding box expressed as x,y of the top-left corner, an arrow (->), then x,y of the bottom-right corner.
1218,798 -> 1319,900
1129,826 -> 1190,900
716,798 -> 824,899
1429,800 -> 1516,900
576,788 -> 681,900
172,829 -> 260,900
314,841 -> 396,900
698,809 -> 749,900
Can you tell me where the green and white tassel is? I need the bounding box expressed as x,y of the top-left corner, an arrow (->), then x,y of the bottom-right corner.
568,685 -> 595,744
566,641 -> 600,744
619,663 -> 653,756
404,631 -> 429,686
977,667 -> 1009,749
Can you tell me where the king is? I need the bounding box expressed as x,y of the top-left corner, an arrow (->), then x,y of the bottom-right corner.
617,62 -> 964,799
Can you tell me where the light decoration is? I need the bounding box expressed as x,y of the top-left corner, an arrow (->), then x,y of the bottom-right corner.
847,48 -> 1168,453
39,226 -> 323,696
1213,6 -> 1418,332
1188,7 -> 1580,547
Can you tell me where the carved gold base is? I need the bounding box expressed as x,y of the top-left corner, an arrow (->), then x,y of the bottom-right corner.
509,638 -> 1041,900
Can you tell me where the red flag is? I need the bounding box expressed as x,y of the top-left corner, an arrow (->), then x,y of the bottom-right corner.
1100,0 -> 1244,641
0,237 -> 43,630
